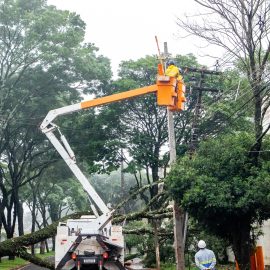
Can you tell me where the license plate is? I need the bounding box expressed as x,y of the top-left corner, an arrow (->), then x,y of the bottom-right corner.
83,258 -> 96,264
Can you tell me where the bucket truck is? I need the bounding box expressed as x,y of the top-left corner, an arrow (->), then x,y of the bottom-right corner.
40,64 -> 186,270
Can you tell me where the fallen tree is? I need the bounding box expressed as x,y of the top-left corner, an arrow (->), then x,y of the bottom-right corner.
0,212 -> 90,269
0,206 -> 173,269
113,207 -> 172,223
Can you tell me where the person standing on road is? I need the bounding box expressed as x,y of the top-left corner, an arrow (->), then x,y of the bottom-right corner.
195,240 -> 217,270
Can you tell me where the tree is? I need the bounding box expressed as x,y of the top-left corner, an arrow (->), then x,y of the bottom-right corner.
0,125 -> 51,240
23,162 -> 89,253
177,0 -> 270,163
111,55 -> 200,194
175,2 -> 270,267
0,0 -> 112,241
0,212 -> 89,269
101,55 -> 202,269
167,132 -> 270,270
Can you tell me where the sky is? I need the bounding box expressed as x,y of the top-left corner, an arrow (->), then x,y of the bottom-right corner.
47,0 -> 217,76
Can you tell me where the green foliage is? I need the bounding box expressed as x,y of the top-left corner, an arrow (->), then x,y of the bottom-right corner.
168,132 -> 270,228
0,0 -> 112,140
63,109 -> 123,174
115,55 -> 199,171
35,250 -> 54,258
124,220 -> 157,267
125,221 -> 150,251
72,54 -> 202,177
160,263 -> 177,270
0,0 -> 112,238
159,239 -> 175,263
167,131 -> 270,264
23,161 -> 89,223
187,69 -> 253,145
124,220 -> 176,267
124,253 -> 140,261
142,234 -> 176,267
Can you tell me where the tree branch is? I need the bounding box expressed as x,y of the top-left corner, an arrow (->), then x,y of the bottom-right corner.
0,212 -> 90,257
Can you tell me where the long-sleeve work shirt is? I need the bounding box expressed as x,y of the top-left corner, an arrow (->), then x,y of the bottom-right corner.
195,248 -> 216,270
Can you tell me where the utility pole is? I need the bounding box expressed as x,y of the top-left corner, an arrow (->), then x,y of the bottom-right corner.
186,67 -> 221,155
120,148 -> 125,195
120,148 -> 125,215
164,42 -> 185,270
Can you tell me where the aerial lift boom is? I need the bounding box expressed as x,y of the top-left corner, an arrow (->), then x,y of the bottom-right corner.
40,66 -> 186,270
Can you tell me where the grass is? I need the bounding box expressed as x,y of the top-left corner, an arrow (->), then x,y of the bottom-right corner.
0,251 -> 55,270
161,263 -> 176,270
36,251 -> 54,259
0,257 -> 28,270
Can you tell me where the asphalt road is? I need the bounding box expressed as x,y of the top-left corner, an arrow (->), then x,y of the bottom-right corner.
20,264 -> 50,270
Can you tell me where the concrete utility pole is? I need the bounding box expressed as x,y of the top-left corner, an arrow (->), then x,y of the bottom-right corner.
120,148 -> 125,195
120,148 -> 125,215
164,42 -> 186,270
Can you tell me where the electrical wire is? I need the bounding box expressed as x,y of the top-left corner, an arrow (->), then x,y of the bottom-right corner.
1,60 -> 270,151
201,81 -> 270,139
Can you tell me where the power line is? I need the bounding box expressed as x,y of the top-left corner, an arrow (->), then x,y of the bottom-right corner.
204,80 -> 270,137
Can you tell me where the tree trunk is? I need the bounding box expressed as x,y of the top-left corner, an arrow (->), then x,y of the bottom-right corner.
31,244 -> 35,255
40,241 -> 45,254
173,202 -> 185,270
4,195 -> 16,260
19,250 -> 55,270
153,220 -> 161,270
17,199 -> 24,236
52,237 -> 55,251
252,89 -> 263,154
120,149 -> 125,198
3,191 -> 17,243
48,204 -> 60,252
31,188 -> 37,255
45,239 -> 49,253
232,221 -> 252,270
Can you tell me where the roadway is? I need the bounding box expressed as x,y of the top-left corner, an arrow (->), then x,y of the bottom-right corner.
20,264 -> 50,270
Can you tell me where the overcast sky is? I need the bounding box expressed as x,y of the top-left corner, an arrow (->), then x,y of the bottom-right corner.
47,0 -> 216,75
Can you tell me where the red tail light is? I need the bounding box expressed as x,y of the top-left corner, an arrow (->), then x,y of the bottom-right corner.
103,252 -> 109,259
71,253 -> 77,260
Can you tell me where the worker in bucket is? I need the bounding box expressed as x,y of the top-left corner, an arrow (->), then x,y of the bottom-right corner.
165,59 -> 183,82
195,240 -> 216,270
